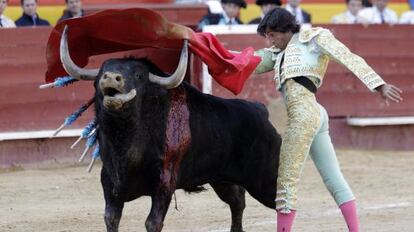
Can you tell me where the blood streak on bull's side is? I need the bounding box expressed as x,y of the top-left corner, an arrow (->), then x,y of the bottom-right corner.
161,86 -> 191,189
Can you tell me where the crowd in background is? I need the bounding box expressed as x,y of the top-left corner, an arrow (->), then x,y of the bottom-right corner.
1,0 -> 414,29
0,0 -> 83,28
196,0 -> 414,30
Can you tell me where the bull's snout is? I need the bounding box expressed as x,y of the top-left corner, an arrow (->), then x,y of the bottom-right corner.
100,72 -> 136,110
99,72 -> 125,96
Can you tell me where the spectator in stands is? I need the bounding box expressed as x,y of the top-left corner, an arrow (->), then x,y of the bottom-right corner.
0,0 -> 16,28
249,0 -> 281,24
357,0 -> 397,24
331,0 -> 363,24
284,0 -> 311,24
399,3 -> 414,24
197,0 -> 246,31
58,0 -> 84,23
15,0 -> 50,26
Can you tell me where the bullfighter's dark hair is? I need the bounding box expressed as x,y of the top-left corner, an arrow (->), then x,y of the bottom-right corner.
257,8 -> 300,37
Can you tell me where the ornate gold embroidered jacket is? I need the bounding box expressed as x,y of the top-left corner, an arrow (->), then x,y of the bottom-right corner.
254,27 -> 386,91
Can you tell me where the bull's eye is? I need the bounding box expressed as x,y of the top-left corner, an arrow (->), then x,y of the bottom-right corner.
116,76 -> 121,82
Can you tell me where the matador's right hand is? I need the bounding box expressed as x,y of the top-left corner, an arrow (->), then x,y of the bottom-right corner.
375,84 -> 403,106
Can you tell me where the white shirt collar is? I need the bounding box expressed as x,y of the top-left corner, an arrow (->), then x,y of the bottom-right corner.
374,6 -> 385,14
373,6 -> 393,22
345,10 -> 358,22
222,11 -> 235,24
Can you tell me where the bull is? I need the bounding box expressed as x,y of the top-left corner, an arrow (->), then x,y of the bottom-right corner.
60,26 -> 281,232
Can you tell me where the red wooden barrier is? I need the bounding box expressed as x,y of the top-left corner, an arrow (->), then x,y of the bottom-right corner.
0,24 -> 413,168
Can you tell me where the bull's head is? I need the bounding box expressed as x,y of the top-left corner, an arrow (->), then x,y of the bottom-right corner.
60,26 -> 188,110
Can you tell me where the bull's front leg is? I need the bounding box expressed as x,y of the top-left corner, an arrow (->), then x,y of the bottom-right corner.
104,199 -> 124,232
145,185 -> 174,232
102,170 -> 125,232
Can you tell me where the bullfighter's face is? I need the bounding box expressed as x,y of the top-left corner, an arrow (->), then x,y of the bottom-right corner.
265,29 -> 293,50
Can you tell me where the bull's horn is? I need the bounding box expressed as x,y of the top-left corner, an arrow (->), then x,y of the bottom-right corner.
60,25 -> 99,81
149,40 -> 188,89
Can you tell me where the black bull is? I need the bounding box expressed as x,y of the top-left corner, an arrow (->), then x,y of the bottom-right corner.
93,58 -> 281,232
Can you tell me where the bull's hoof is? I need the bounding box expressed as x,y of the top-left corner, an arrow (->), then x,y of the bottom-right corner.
145,220 -> 164,232
230,228 -> 245,232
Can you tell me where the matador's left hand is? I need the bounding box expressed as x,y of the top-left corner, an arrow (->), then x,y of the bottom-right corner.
375,84 -> 403,106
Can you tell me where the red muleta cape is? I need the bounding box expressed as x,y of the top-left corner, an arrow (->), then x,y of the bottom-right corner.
45,8 -> 261,95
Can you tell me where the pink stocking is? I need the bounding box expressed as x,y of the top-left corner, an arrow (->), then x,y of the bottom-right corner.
339,200 -> 359,232
277,210 -> 296,232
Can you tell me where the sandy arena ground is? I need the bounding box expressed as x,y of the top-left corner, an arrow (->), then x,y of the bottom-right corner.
1,149 -> 413,232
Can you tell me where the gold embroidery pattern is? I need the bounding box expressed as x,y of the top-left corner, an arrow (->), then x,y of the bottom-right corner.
272,51 -> 284,88
270,28 -> 385,91
276,80 -> 321,213
315,30 -> 385,91
298,27 -> 324,43
273,34 -> 330,90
